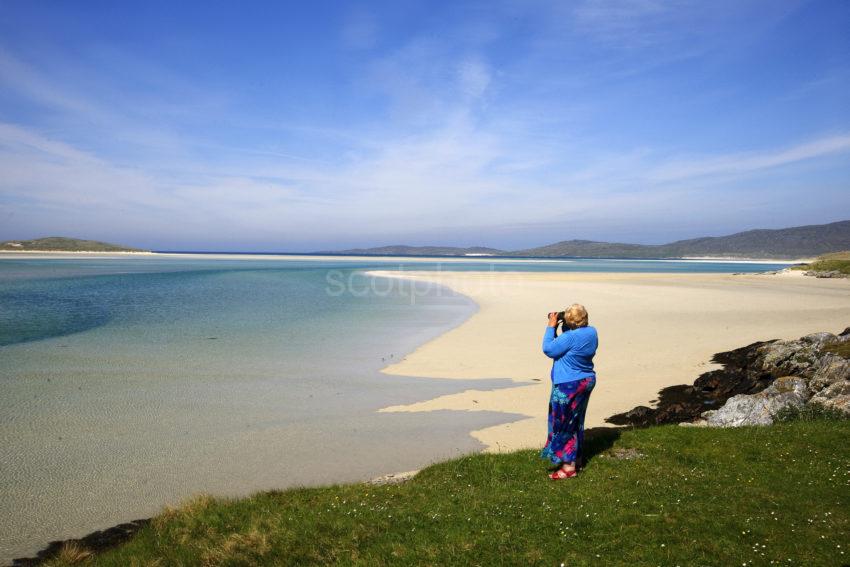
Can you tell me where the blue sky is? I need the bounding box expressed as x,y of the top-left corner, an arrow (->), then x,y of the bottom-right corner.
0,0 -> 848,251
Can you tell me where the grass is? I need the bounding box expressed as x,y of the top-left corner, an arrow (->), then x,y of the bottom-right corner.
43,419 -> 849,567
791,251 -> 850,275
773,402 -> 850,423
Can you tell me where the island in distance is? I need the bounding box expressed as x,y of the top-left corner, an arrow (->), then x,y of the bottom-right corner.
0,237 -> 148,253
5,219 -> 850,259
322,219 -> 850,260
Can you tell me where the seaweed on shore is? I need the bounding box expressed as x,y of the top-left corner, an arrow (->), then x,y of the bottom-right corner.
9,519 -> 150,567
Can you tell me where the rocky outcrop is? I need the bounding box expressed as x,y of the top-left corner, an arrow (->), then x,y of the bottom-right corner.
607,327 -> 850,428
607,339 -> 780,427
701,376 -> 809,426
696,329 -> 850,426
804,270 -> 849,279
810,380 -> 850,414
809,353 -> 850,391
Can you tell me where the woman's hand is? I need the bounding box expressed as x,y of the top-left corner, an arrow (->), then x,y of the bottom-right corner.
547,312 -> 560,328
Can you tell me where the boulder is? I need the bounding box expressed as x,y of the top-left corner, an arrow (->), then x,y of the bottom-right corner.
800,332 -> 839,346
805,270 -> 850,279
806,270 -> 834,278
758,337 -> 835,379
809,354 -> 850,393
702,376 -> 809,427
809,380 -> 850,416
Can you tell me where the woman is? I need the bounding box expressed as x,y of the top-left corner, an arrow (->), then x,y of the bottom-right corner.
540,303 -> 598,480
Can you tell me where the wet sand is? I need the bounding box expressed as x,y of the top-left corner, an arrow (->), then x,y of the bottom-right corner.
373,270 -> 850,452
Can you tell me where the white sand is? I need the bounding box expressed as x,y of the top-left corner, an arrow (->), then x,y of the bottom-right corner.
374,270 -> 850,452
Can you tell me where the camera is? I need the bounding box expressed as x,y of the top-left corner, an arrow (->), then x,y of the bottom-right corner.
548,311 -> 566,321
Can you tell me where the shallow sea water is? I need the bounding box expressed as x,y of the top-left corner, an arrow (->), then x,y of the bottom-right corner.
0,256 -> 788,560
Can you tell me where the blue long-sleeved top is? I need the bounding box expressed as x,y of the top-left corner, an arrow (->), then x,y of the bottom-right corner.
542,325 -> 598,384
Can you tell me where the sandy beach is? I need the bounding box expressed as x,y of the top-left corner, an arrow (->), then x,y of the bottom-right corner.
374,270 -> 850,452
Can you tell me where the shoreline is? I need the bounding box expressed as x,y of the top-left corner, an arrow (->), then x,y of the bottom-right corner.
370,269 -> 850,452
679,256 -> 812,263
0,250 -> 808,263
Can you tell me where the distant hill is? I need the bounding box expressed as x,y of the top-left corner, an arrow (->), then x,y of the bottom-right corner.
324,220 -> 850,259
0,237 -> 147,252
323,245 -> 505,257
510,239 -> 660,259
514,220 -> 850,259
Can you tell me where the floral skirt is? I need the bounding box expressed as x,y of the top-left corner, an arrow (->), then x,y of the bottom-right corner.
540,376 -> 596,466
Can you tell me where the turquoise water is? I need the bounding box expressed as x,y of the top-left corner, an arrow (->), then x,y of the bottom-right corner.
0,256 -> 789,351
0,255 -> 788,561
0,255 -> 790,349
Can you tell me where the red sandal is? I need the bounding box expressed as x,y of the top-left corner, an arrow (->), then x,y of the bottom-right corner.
549,467 -> 577,480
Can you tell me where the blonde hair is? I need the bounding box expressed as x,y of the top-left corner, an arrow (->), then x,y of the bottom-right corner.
564,303 -> 589,329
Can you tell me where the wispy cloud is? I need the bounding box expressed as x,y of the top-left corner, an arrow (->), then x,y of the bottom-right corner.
649,135 -> 850,182
456,56 -> 492,100
0,49 -> 104,117
0,47 -> 219,160
571,0 -> 671,47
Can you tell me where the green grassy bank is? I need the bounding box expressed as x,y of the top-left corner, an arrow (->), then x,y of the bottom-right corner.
792,251 -> 850,275
44,418 -> 849,566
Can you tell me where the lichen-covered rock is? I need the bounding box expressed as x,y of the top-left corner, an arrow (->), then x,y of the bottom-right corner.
702,376 -> 809,427
801,332 -> 840,346
810,380 -> 850,415
809,354 -> 850,392
758,335 -> 837,379
770,375 -> 810,398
